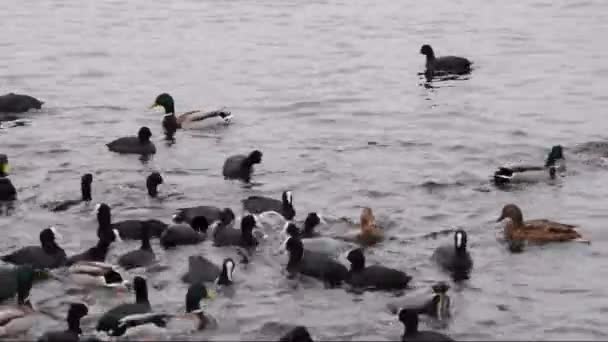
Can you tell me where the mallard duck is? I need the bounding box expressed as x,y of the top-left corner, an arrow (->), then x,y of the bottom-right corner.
398,309 -> 454,342
0,265 -> 35,337
496,204 -> 587,245
493,145 -> 565,185
150,93 -> 232,137
68,261 -> 127,289
420,44 -> 471,76
37,303 -> 89,342
0,154 -> 16,201
388,282 -> 451,321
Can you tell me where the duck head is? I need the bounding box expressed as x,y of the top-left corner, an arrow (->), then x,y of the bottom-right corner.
81,173 -> 93,201
497,204 -> 524,226
150,93 -> 175,114
346,248 -> 366,272
454,229 -> 468,253
419,44 -> 435,59
217,258 -> 236,286
360,207 -> 377,233
137,126 -> 153,144
0,154 -> 9,177
429,282 -> 451,320
146,172 -> 163,198
281,191 -> 296,220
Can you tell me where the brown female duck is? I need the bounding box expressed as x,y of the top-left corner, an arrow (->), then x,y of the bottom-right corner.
496,204 -> 587,244
337,207 -> 384,247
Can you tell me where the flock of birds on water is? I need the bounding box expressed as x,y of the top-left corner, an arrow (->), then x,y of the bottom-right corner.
0,44 -> 605,342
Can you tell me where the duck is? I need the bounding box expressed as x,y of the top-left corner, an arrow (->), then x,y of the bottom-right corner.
398,309 -> 454,342
37,303 -> 89,342
173,206 -> 235,226
0,265 -> 35,337
96,203 -> 167,240
106,126 -> 156,155
432,229 -> 473,281
222,150 -> 263,182
279,326 -> 314,342
420,44 -> 471,76
493,145 -> 566,185
345,248 -> 411,290
1,227 -> 67,269
0,93 -> 44,113
213,215 -> 258,248
283,236 -> 348,287
0,154 -> 16,201
146,172 -> 163,198
67,261 -> 128,289
150,93 -> 232,137
44,173 -> 93,212
182,256 -> 235,286
66,228 -> 121,266
117,224 -> 156,270
96,276 -> 167,337
160,216 -> 209,249
243,190 -> 296,220
336,207 -> 384,247
388,282 -> 451,321
496,204 -> 587,246
0,265 -> 37,303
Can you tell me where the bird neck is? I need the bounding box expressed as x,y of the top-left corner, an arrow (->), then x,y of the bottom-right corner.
141,237 -> 152,251
67,316 -> 82,334
425,52 -> 436,62
42,240 -> 62,254
81,185 -> 91,201
147,186 -> 158,198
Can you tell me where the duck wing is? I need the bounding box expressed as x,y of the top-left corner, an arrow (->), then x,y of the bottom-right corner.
521,219 -> 582,242
0,306 -> 27,326
178,109 -> 231,123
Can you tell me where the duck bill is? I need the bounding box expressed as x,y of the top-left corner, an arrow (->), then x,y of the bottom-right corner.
496,214 -> 505,223
1,163 -> 9,175
149,104 -> 161,110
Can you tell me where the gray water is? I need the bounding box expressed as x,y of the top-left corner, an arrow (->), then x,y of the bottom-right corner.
2,0 -> 608,340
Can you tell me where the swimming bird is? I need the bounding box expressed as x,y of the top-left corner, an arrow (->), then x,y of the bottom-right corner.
0,93 -> 44,113
37,303 -> 89,342
345,248 -> 411,290
96,276 -> 166,337
181,256 -> 235,287
117,224 -> 156,270
432,229 -> 473,281
336,207 -> 384,247
68,261 -> 127,289
283,236 -> 348,287
1,227 -> 67,269
150,93 -> 232,137
45,173 -> 93,212
0,265 -> 35,337
0,265 -> 38,303
420,44 -> 471,76
146,172 -> 163,198
0,154 -> 16,201
398,309 -> 454,342
66,229 -> 121,265
160,216 -> 209,249
496,204 -> 586,246
173,206 -> 235,226
213,215 -> 259,247
96,203 -> 167,240
279,326 -> 314,342
493,145 -> 565,185
222,150 -> 263,182
243,191 -> 295,220
387,282 -> 451,321
106,126 -> 156,155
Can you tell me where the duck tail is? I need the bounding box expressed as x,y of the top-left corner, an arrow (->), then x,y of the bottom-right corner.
573,237 -> 591,245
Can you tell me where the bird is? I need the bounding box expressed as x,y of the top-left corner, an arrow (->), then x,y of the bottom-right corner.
181,256 -> 235,287
66,228 -> 120,265
496,204 -> 587,247
213,215 -> 259,247
106,126 -> 156,155
37,303 -> 89,342
420,44 -> 471,76
388,282 -> 451,321
44,173 -> 93,212
1,227 -> 67,269
398,309 -> 454,341
493,145 -> 566,186
431,229 -> 473,281
0,154 -> 16,201
222,150 -> 263,182
117,224 -> 156,270
0,265 -> 35,337
283,236 -> 348,287
96,203 -> 167,240
242,190 -> 296,220
0,93 -> 44,113
67,261 -> 128,289
172,206 -> 235,226
0,265 -> 40,303
160,216 -> 209,249
150,93 -> 232,137
96,276 -> 167,337
146,172 -> 163,198
335,207 -> 384,247
279,326 -> 314,342
345,248 -> 411,290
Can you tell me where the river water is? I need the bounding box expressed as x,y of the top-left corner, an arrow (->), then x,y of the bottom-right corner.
2,0 -> 608,340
